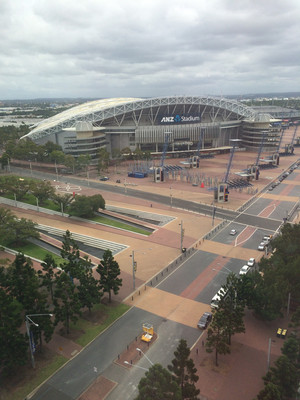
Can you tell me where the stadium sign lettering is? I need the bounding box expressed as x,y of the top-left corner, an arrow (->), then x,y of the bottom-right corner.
160,114 -> 201,124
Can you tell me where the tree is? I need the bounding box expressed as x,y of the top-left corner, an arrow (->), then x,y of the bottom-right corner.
9,217 -> 40,246
256,382 -> 282,400
135,363 -> 181,400
205,309 -> 230,366
38,253 -> 58,301
97,147 -> 110,173
50,150 -> 65,165
6,253 -> 42,313
53,271 -> 81,334
68,194 -> 105,218
219,273 -> 245,345
0,207 -> 40,247
168,339 -> 200,400
97,249 -> 122,303
281,336 -> 300,365
51,192 -> 74,212
77,267 -> 102,312
263,355 -> 299,399
30,179 -> 55,205
0,287 -> 28,376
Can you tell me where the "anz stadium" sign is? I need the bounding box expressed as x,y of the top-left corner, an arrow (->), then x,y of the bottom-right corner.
159,114 -> 201,124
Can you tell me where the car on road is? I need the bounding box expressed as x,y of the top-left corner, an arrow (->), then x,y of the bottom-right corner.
258,242 -> 266,251
239,265 -> 251,275
263,235 -> 271,244
247,258 -> 255,267
230,229 -> 237,235
197,312 -> 212,329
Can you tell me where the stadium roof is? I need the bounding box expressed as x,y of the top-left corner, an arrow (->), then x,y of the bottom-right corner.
21,96 -> 259,141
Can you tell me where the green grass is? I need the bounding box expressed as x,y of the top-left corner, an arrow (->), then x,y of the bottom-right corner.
70,302 -> 130,347
90,215 -> 152,235
2,302 -> 131,400
2,193 -> 151,235
4,355 -> 67,400
11,242 -> 64,265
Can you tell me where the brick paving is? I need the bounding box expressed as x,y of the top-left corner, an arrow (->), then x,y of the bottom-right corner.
2,136 -> 299,400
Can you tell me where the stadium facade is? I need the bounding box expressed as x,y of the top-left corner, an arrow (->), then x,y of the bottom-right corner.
21,96 -> 282,159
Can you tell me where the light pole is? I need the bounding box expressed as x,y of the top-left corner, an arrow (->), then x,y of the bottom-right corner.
179,220 -> 184,252
25,314 -> 53,368
130,248 -> 152,290
130,250 -> 136,290
124,361 -> 148,371
136,347 -> 154,365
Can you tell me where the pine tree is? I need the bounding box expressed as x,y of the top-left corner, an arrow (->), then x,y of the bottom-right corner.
168,339 -> 200,400
97,249 -> 122,303
205,310 -> 230,366
135,363 -> 181,400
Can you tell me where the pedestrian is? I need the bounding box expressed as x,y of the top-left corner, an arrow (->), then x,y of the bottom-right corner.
150,203 -> 152,207
202,340 -> 204,347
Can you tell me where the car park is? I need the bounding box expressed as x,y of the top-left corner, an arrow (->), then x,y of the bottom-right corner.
247,258 -> 255,267
230,229 -> 237,235
197,312 -> 212,329
258,242 -> 266,251
239,265 -> 251,275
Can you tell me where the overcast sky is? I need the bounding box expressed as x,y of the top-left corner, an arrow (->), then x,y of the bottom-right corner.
1,0 -> 300,100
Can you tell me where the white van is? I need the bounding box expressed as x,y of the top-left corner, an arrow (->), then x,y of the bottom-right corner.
211,287 -> 228,309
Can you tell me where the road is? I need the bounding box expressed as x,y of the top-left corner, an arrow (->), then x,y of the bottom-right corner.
10,164 -> 300,399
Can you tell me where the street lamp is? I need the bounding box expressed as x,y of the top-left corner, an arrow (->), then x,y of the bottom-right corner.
25,313 -> 53,368
179,220 -> 185,252
136,347 -> 154,366
124,361 -> 148,371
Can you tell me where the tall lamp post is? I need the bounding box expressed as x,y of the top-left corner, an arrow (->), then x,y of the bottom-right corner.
130,248 -> 152,290
25,313 -> 53,368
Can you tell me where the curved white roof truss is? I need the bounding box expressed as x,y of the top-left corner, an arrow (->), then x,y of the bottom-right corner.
21,96 -> 258,141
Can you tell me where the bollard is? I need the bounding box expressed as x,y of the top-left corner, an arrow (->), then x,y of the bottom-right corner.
127,345 -> 129,350
161,272 -> 163,276
130,360 -> 132,365
118,354 -> 120,359
132,296 -> 133,301
156,276 -> 158,281
139,290 -> 140,295
166,267 -> 168,272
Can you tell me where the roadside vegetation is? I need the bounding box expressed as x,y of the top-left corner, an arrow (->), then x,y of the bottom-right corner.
0,228 -> 128,400
0,175 -> 151,235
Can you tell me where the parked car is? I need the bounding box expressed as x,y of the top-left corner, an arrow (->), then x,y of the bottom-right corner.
239,265 -> 251,275
258,242 -> 266,251
263,235 -> 271,244
230,229 -> 237,236
100,176 -> 109,181
247,258 -> 255,267
197,312 -> 212,329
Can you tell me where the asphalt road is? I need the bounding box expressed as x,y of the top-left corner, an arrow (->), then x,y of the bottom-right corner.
9,165 -> 300,399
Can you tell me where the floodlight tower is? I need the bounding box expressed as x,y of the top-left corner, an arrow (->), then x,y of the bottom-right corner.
223,139 -> 241,183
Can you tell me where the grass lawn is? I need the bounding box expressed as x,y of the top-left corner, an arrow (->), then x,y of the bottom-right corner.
3,355 -> 67,400
70,302 -> 130,347
10,242 -> 64,265
90,214 -> 152,235
1,302 -> 131,400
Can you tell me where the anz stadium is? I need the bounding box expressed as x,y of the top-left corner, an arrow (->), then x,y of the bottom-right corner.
21,96 -> 281,159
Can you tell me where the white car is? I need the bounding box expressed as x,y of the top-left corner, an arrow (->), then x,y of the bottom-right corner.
239,265 -> 251,275
247,258 -> 255,267
230,229 -> 237,236
258,242 -> 266,251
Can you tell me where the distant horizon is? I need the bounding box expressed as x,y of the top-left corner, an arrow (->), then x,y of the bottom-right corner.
1,91 -> 300,103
